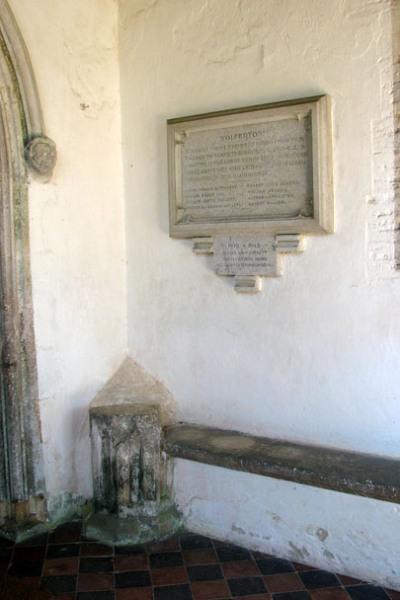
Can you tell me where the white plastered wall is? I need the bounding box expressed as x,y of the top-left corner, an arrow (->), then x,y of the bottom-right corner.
4,0 -> 400,588
119,0 -> 400,588
8,0 -> 127,502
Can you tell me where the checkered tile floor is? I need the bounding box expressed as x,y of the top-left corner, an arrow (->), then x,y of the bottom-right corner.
0,520 -> 399,599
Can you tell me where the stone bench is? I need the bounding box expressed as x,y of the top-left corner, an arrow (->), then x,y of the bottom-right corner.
163,423 -> 400,504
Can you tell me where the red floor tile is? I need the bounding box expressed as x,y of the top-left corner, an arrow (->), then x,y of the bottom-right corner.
43,557 -> 79,576
12,545 -> 47,561
293,561 -> 317,571
77,571 -> 114,591
116,587 -> 153,600
386,590 -> 400,600
309,588 -> 351,599
222,559 -> 260,578
264,572 -> 306,593
113,553 -> 149,571
18,575 -> 42,587
234,595 -> 272,600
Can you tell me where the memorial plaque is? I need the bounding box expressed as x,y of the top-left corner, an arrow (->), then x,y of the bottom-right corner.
167,95 -> 333,238
214,236 -> 279,277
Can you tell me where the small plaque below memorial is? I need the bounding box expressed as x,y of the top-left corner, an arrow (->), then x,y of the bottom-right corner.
214,236 -> 280,277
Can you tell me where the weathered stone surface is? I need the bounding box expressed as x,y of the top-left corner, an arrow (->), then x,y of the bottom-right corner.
89,384 -> 182,545
84,501 -> 182,546
164,424 -> 400,503
90,358 -> 177,425
90,403 -> 162,516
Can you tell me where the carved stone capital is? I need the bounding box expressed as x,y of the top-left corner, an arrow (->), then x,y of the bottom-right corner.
25,136 -> 57,180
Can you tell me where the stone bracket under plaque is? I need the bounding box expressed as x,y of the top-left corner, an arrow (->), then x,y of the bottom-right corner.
193,237 -> 214,254
234,275 -> 262,293
191,234 -> 304,293
274,234 -> 304,253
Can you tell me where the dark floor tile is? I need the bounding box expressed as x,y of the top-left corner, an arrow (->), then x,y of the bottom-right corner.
212,539 -> 231,547
146,536 -> 181,553
14,575 -> 42,588
217,546 -> 252,562
113,553 -> 148,572
80,543 -> 113,557
12,544 -> 47,561
116,587 -> 152,600
150,551 -> 184,568
154,583 -> 193,600
181,534 -> 213,550
47,543 -> 80,558
0,561 -> 9,573
222,559 -> 260,578
114,544 -> 146,555
16,532 -> 49,547
183,548 -> 219,565
228,576 -> 268,596
8,558 -> 43,577
299,571 -> 340,590
0,536 -> 14,548
337,575 -> 362,587
187,564 -> 223,582
80,557 -> 114,573
151,566 -> 188,585
256,558 -> 295,576
191,579 -> 230,599
273,593 -> 311,600
346,585 -> 390,599
42,574 -> 78,594
115,569 -> 151,588
251,550 -> 273,559
0,548 -> 13,562
76,592 -> 115,600
49,522 -> 82,544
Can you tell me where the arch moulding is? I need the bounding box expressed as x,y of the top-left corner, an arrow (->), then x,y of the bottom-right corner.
0,1 -> 56,537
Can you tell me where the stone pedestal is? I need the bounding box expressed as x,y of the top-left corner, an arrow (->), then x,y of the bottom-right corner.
90,403 -> 162,516
87,402 -> 180,544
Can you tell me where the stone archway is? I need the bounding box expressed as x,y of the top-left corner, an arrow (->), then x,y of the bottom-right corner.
0,1 -> 56,536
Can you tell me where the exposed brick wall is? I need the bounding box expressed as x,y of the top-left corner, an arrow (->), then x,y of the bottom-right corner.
368,1 -> 400,279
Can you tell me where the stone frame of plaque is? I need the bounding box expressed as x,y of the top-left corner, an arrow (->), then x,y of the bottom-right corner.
167,95 -> 333,239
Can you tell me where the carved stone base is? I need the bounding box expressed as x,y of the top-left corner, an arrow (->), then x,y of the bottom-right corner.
90,404 -> 163,516
89,400 -> 181,544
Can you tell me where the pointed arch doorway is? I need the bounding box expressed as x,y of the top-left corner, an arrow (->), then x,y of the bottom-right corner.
0,1 -> 56,536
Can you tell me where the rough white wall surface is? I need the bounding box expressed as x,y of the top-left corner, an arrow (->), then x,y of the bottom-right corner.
120,0 -> 400,586
120,0 -> 400,454
8,0 -> 127,500
174,459 -> 400,590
